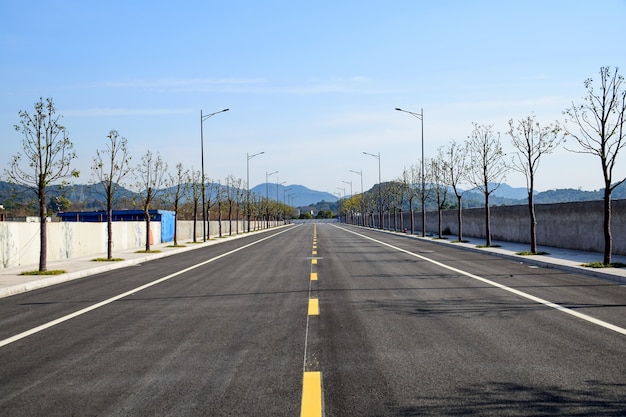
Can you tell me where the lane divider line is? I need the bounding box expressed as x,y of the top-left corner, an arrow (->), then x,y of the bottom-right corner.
333,224 -> 626,336
0,226 -> 300,349
301,223 -> 323,417
308,298 -> 319,315
301,371 -> 322,417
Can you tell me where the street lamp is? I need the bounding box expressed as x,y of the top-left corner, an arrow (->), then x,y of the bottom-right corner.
350,169 -> 364,226
363,151 -> 382,229
284,187 -> 291,223
277,180 -> 286,202
266,170 -> 278,227
277,180 -> 286,221
342,180 -> 352,224
247,151 -> 264,232
200,108 -> 229,241
395,107 -> 425,237
342,180 -> 352,197
337,186 -> 346,223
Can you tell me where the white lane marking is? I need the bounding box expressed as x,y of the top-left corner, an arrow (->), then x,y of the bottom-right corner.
0,226 -> 299,349
334,225 -> 626,336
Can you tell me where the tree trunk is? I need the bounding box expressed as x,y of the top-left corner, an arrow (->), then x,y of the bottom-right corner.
485,192 -> 491,246
421,196 -> 426,237
106,185 -> 113,259
409,198 -> 414,234
228,201 -> 233,236
144,206 -> 151,252
457,194 -> 463,241
107,205 -> 113,259
438,208 -> 443,238
192,200 -> 197,243
173,202 -> 179,247
528,191 -> 537,254
393,208 -> 397,231
38,181 -> 47,272
603,188 -> 612,265
218,201 -> 223,237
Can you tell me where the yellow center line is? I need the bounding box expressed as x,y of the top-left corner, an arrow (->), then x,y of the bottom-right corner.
308,298 -> 319,315
301,224 -> 322,417
301,371 -> 322,417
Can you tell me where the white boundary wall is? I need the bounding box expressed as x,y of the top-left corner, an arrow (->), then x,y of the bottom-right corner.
0,220 -> 268,269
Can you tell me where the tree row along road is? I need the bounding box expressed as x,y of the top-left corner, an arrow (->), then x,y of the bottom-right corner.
0,224 -> 624,416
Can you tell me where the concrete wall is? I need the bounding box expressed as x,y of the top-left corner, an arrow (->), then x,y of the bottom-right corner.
0,219 -> 269,269
379,199 -> 626,255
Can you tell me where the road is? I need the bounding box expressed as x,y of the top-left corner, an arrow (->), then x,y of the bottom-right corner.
0,224 -> 624,416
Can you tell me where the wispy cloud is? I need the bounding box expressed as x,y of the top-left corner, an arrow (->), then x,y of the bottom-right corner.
63,107 -> 193,117
103,77 -> 267,89
264,76 -> 398,95
77,75 -> 391,95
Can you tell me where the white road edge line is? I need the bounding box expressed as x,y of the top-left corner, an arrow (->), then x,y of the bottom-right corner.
0,226 -> 299,349
334,225 -> 626,336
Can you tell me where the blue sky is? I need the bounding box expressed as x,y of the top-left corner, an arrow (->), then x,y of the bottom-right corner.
2,1 -> 626,199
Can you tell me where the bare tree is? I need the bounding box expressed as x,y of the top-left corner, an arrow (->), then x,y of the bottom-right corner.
216,180 -> 224,238
404,162 -> 429,236
564,67 -> 626,265
467,123 -> 508,246
204,180 -> 217,239
5,98 -> 78,272
403,166 -> 420,235
165,162 -> 189,246
431,150 -> 451,239
507,115 -> 562,254
443,140 -> 468,242
385,181 -> 404,232
92,130 -> 131,259
225,175 -> 242,236
135,150 -> 168,252
233,178 -> 245,233
189,168 -> 202,242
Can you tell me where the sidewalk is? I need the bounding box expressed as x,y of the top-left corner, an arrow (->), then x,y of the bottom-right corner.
2,226 -> 626,299
407,232 -> 626,284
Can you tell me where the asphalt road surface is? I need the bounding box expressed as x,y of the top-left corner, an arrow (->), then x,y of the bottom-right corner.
0,224 -> 624,416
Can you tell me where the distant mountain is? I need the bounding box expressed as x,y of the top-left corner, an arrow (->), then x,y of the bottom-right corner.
489,183 -> 530,200
251,183 -> 336,207
2,179 -> 625,216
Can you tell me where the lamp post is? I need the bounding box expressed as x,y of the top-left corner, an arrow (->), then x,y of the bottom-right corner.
363,151 -> 382,229
200,108 -> 229,242
342,180 -> 352,197
337,187 -> 345,222
395,107 -> 425,237
342,180 -> 352,224
350,169 -> 364,226
277,180 -> 286,221
284,187 -> 291,223
246,151 -> 264,232
266,170 -> 278,228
